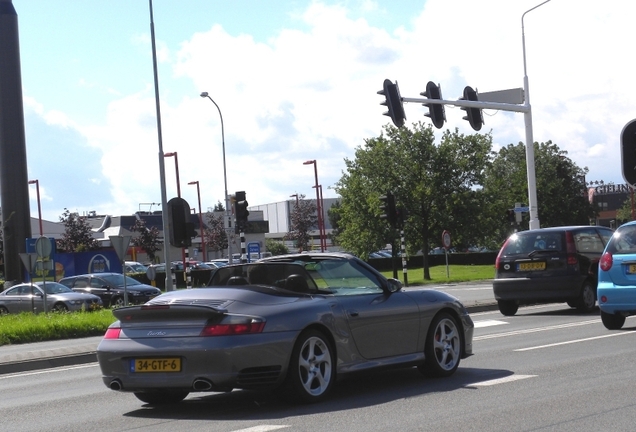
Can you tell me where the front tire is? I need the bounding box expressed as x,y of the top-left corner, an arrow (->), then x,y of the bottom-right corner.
282,329 -> 335,403
111,296 -> 125,308
576,281 -> 596,312
498,300 -> 519,316
134,390 -> 189,405
0,306 -> 8,315
419,312 -> 462,378
53,302 -> 68,312
601,311 -> 626,330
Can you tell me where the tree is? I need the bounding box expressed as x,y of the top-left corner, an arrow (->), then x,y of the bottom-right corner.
129,218 -> 161,262
285,194 -> 318,252
327,200 -> 342,246
204,212 -> 228,255
212,201 -> 224,212
482,141 -> 597,245
335,122 -> 492,280
57,208 -> 99,252
266,238 -> 289,256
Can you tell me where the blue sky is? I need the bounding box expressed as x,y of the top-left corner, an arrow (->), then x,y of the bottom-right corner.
11,0 -> 634,221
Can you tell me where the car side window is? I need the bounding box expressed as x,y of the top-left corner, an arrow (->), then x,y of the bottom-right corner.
308,259 -> 383,296
73,278 -> 89,288
573,228 -> 606,253
4,287 -> 20,296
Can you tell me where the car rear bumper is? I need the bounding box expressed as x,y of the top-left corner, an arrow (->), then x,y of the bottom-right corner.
493,275 -> 586,302
598,282 -> 636,315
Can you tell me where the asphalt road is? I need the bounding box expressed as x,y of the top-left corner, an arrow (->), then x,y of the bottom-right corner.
3,303 -> 636,432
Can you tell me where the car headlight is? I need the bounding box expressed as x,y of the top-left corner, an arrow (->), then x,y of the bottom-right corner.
69,300 -> 82,305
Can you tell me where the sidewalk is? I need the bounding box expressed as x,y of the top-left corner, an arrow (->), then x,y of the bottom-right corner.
0,294 -> 498,375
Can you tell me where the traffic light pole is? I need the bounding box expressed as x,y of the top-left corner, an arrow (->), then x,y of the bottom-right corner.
401,95 -> 539,230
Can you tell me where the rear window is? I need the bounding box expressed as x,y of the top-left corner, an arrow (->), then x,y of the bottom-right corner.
501,232 -> 563,255
605,225 -> 636,254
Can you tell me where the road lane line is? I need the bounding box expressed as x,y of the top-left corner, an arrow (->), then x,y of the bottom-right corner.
232,426 -> 290,432
0,363 -> 98,380
474,319 -> 600,340
474,320 -> 508,328
467,374 -> 537,387
515,331 -> 636,351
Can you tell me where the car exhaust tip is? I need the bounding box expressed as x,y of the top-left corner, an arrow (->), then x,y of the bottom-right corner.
192,378 -> 213,391
109,379 -> 123,391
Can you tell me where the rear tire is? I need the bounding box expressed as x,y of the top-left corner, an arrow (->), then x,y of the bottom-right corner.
0,306 -> 8,315
112,296 -> 125,308
601,311 -> 626,330
134,390 -> 189,405
498,300 -> 519,316
575,281 -> 596,313
281,329 -> 335,403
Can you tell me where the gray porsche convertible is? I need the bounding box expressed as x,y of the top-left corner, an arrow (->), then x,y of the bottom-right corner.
96,253 -> 474,405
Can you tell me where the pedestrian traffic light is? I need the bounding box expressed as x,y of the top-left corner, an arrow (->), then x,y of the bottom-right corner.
421,81 -> 445,129
234,191 -> 249,233
379,192 -> 397,228
460,86 -> 483,131
621,119 -> 636,185
168,197 -> 193,247
378,79 -> 406,128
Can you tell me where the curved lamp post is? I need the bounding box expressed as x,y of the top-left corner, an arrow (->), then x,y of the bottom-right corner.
200,92 -> 233,263
188,180 -> 206,261
303,160 -> 326,252
28,179 -> 43,236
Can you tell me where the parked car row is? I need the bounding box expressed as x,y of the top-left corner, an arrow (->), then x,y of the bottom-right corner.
59,273 -> 161,308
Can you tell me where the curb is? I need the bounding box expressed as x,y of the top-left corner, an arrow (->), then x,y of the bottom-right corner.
0,352 -> 97,375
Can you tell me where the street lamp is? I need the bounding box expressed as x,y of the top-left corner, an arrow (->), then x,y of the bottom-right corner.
290,193 -> 299,205
521,0 -> 551,230
164,151 -> 181,197
188,180 -> 206,262
28,179 -> 43,237
303,160 -> 326,252
200,91 -> 233,263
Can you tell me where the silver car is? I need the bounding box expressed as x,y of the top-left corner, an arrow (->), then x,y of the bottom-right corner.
97,253 -> 474,405
0,281 -> 103,313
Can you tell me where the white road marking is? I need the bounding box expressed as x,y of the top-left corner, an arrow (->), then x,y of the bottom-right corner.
474,319 -> 508,328
0,362 -> 98,380
473,319 -> 601,340
232,426 -> 290,432
515,331 -> 636,351
467,374 -> 537,387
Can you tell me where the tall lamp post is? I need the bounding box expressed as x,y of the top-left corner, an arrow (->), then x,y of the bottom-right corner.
521,0 -> 551,230
188,180 -> 206,261
28,179 -> 43,236
200,92 -> 233,263
164,152 -> 181,197
303,160 -> 326,252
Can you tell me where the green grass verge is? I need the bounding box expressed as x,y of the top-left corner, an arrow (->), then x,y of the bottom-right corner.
0,309 -> 116,346
0,265 -> 494,346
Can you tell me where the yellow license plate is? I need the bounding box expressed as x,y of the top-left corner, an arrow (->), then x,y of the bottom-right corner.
518,262 -> 546,271
131,358 -> 181,373
629,264 -> 636,274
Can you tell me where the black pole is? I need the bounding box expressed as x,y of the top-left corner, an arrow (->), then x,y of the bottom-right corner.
0,0 -> 32,284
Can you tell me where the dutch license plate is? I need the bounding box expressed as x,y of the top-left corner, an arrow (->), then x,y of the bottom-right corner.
518,262 -> 546,271
628,264 -> 636,274
131,358 -> 181,373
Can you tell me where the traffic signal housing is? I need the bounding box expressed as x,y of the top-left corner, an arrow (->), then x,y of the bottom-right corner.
460,86 -> 483,131
506,209 -> 515,224
421,81 -> 445,129
621,119 -> 636,185
378,79 -> 406,128
234,191 -> 249,233
168,197 -> 194,247
379,192 -> 397,228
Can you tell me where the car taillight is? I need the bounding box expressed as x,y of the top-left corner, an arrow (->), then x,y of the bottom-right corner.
495,238 -> 511,270
600,252 -> 613,271
199,321 -> 265,336
104,327 -> 121,339
565,231 -> 578,265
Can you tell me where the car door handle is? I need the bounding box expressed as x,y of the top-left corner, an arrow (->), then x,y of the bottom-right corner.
348,310 -> 359,317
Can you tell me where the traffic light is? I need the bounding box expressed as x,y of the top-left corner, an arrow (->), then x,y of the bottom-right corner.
168,197 -> 193,247
396,207 -> 408,228
506,209 -> 515,224
234,191 -> 249,233
421,81 -> 445,129
621,119 -> 636,185
460,86 -> 483,131
377,79 -> 406,128
379,192 -> 397,228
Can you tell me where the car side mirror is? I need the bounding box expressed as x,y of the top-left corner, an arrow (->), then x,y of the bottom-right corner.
387,278 -> 402,293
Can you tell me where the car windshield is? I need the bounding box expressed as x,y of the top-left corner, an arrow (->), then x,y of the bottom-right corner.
37,282 -> 74,295
101,274 -> 143,287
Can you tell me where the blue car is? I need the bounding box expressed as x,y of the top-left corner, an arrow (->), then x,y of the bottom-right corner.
598,221 -> 636,329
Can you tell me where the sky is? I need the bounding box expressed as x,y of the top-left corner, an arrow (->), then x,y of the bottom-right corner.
8,0 -> 634,222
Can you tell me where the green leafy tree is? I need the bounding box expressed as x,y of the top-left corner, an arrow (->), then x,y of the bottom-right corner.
58,209 -> 99,252
212,201 -> 224,212
335,122 -> 492,280
285,194 -> 318,252
482,141 -> 597,246
129,218 -> 161,262
327,200 -> 342,246
616,197 -> 634,223
204,212 -> 228,254
266,238 -> 289,256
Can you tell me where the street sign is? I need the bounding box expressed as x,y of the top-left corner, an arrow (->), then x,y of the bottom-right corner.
514,206 -> 529,212
109,235 -> 131,262
442,230 -> 452,249
35,236 -> 52,258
